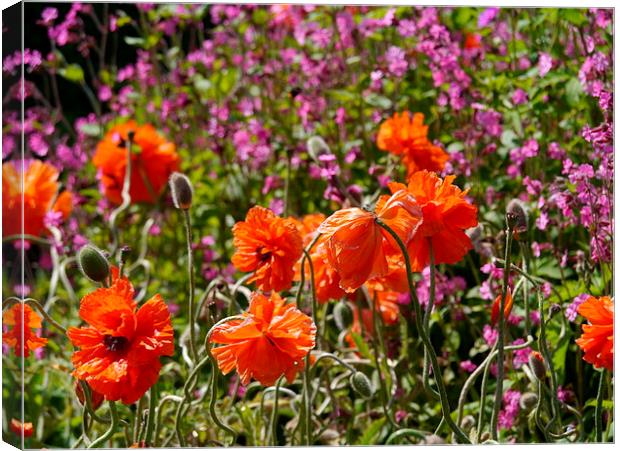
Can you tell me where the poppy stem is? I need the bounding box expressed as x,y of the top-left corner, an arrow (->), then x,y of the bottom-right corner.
595,369 -> 605,442
457,336 -> 534,427
182,209 -> 198,364
375,219 -> 470,444
108,134 -> 134,257
268,375 -> 285,445
490,223 -> 513,441
302,355 -> 313,445
295,233 -> 321,307
21,298 -> 66,334
422,239 -> 440,400
87,401 -> 118,448
205,317 -> 244,445
143,384 -> 157,446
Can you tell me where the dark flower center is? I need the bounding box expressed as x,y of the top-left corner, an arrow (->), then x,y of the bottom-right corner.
103,335 -> 130,352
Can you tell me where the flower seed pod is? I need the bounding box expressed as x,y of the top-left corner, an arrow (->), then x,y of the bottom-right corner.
529,351 -> 547,380
169,172 -> 193,210
506,199 -> 528,233
333,301 -> 353,331
520,392 -> 538,410
78,244 -> 110,283
350,372 -> 374,399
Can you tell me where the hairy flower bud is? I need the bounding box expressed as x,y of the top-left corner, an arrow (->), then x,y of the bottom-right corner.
548,303 -> 561,318
520,392 -> 538,410
461,415 -> 476,432
169,172 -> 193,210
529,351 -> 547,380
78,244 -> 110,283
333,301 -> 353,331
350,372 -> 374,399
307,136 -> 331,163
506,199 -> 528,233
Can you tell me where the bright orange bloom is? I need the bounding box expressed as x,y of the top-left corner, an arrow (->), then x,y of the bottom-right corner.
210,291 -> 316,386
232,206 -> 303,292
318,190 -> 422,293
366,287 -> 402,326
491,287 -> 513,325
291,213 -> 348,303
66,268 -> 174,404
92,120 -> 180,205
576,296 -> 613,372
2,303 -> 48,357
377,112 -> 449,177
2,160 -> 72,237
388,170 -> 478,272
464,33 -> 482,50
10,419 -> 33,438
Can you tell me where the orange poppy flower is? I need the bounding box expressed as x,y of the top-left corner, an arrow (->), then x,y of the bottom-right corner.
92,120 -> 180,205
291,214 -> 348,303
491,287 -> 513,325
2,303 -> 48,357
66,268 -> 174,404
2,160 -> 72,237
576,296 -> 613,371
388,170 -> 478,272
366,287 -> 402,326
377,112 -> 449,177
209,291 -> 316,386
318,189 -> 422,292
464,33 -> 482,50
10,419 -> 33,438
232,206 -> 303,292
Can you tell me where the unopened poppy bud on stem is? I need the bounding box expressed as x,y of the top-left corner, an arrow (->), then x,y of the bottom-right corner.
169,172 -> 193,210
307,136 -> 331,163
520,392 -> 538,410
350,371 -> 374,399
529,351 -> 547,380
78,244 -> 110,283
333,301 -> 353,331
506,199 -> 528,232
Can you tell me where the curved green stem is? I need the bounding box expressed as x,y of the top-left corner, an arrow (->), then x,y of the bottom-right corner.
595,369 -> 605,442
376,219 -> 470,443
143,384 -> 157,446
88,402 -> 118,448
182,209 -> 198,363
268,376 -> 284,445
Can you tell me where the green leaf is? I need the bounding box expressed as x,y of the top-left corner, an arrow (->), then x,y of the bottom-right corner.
560,9 -> 587,26
364,93 -> 392,110
124,36 -> 145,46
350,332 -> 371,360
58,64 -> 84,83
500,129 -> 518,148
359,417 -> 386,445
78,123 -> 102,137
565,77 -> 583,107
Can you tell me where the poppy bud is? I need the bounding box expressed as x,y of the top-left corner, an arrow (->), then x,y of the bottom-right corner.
349,371 -> 374,399
529,351 -> 547,380
333,301 -> 353,331
169,172 -> 193,210
423,434 -> 445,444
548,303 -> 561,318
127,130 -> 136,142
506,199 -> 528,233
307,136 -> 331,162
75,381 -> 104,411
461,415 -> 476,432
480,432 -> 491,442
519,392 -> 538,410
78,244 -> 110,283
119,245 -> 132,265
